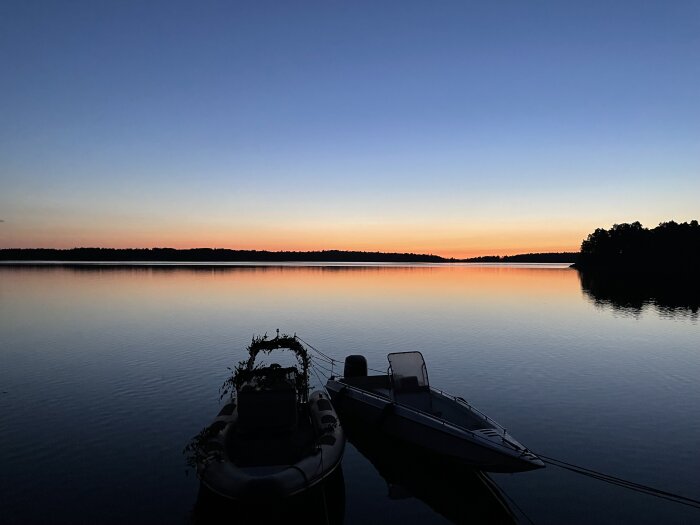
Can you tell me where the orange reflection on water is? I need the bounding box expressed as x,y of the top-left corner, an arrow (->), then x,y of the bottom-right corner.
2,264 -> 580,310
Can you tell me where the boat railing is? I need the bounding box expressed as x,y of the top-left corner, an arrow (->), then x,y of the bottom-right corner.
336,380 -> 525,453
429,387 -> 507,432
403,396 -> 527,453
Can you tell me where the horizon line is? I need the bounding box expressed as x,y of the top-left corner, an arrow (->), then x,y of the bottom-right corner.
0,246 -> 581,260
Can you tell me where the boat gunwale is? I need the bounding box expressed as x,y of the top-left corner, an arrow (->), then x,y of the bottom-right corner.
328,378 -> 539,461
200,447 -> 344,501
199,390 -> 345,500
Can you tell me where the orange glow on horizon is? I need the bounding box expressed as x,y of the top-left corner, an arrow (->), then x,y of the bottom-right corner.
0,238 -> 580,258
0,221 -> 585,258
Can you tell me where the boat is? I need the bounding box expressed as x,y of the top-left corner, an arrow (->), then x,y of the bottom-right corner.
188,334 -> 345,500
326,351 -> 544,473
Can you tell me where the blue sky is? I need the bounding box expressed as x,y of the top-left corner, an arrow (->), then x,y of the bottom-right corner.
1,1 -> 698,255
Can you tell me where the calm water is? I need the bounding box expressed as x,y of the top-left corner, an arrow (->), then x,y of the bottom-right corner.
1,264 -> 698,524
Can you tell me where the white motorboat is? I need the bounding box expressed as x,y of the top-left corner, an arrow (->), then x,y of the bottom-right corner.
326,351 -> 543,473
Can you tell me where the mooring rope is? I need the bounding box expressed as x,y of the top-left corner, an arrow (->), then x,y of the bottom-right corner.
295,334 -> 337,364
308,352 -> 333,364
298,335 -> 386,374
537,454 -> 700,510
309,361 -> 331,393
310,356 -> 335,376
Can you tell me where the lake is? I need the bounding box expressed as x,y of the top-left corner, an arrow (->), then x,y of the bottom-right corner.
1,263 -> 698,524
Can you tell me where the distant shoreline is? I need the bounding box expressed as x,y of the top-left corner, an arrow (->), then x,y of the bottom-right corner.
0,260 -> 577,268
0,248 -> 579,264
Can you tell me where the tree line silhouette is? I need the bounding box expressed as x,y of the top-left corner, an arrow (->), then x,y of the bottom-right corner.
575,220 -> 699,274
0,248 -> 580,264
0,247 -> 446,263
1,221 -> 696,270
463,252 -> 578,263
574,220 -> 699,315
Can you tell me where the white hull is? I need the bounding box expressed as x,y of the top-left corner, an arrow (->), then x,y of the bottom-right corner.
327,378 -> 543,473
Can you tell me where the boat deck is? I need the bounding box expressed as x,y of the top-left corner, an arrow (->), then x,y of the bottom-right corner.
342,375 -> 392,398
225,408 -> 316,467
340,375 -> 494,431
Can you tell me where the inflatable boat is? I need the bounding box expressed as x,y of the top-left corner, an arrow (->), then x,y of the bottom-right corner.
191,334 -> 345,499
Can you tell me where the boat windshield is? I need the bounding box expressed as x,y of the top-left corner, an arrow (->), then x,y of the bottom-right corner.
388,351 -> 430,392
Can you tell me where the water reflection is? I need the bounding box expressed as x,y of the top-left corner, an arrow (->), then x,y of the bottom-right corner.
577,270 -> 699,318
345,425 -> 518,524
191,467 -> 345,525
3,264 -> 699,524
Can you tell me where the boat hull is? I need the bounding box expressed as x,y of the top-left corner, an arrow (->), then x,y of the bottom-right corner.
327,379 -> 543,473
197,390 -> 345,500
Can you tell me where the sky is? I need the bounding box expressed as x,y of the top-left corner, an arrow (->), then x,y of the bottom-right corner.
1,1 -> 698,257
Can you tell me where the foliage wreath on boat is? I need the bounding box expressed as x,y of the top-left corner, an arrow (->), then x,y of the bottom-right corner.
220,331 -> 311,404
184,332 -> 345,499
185,332 -> 312,469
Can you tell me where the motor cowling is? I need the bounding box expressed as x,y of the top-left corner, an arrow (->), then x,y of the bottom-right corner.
343,355 -> 367,378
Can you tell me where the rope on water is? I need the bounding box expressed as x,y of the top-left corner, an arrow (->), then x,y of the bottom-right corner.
537,454 -> 700,510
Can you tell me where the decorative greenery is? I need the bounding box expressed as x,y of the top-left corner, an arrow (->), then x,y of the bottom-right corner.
184,332 -> 312,471
183,421 -> 226,470
220,332 -> 311,404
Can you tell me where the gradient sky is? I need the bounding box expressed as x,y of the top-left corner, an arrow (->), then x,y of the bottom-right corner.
1,1 -> 699,257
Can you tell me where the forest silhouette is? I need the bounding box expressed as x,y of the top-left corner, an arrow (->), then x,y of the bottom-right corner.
0,248 -> 445,263
0,248 -> 579,263
1,221 -> 696,272
575,220 -> 699,273
574,221 -> 699,314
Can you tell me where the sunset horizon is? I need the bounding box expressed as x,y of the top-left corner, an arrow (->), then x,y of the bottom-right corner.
1,215 -> 695,258
0,236 -> 583,259
3,215 -> 696,259
2,3 -> 698,257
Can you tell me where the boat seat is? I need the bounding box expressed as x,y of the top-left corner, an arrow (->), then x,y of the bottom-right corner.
396,376 -> 422,392
237,385 -> 298,435
393,376 -> 433,412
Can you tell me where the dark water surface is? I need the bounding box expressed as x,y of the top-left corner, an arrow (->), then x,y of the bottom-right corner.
1,264 -> 698,524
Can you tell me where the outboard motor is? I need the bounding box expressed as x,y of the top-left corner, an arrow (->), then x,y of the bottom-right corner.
344,355 -> 367,378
